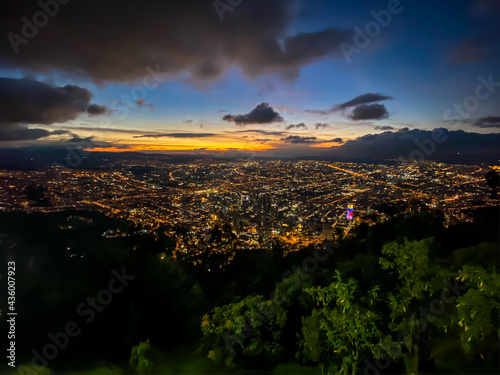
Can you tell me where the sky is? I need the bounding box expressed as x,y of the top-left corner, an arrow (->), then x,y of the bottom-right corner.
0,0 -> 499,161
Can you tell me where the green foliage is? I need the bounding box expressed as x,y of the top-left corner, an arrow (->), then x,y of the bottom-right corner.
378,238 -> 446,375
298,271 -> 386,375
14,365 -> 54,375
200,293 -> 288,367
129,340 -> 154,375
75,366 -> 124,374
200,269 -> 316,368
380,238 -> 435,302
453,265 -> 500,352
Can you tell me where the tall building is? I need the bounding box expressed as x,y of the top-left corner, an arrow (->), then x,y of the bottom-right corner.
347,204 -> 354,220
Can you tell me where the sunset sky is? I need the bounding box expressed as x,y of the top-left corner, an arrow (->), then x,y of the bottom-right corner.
0,0 -> 499,159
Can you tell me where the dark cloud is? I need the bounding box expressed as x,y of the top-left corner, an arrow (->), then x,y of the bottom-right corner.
285,123 -> 308,130
315,123 -> 329,130
0,78 -> 105,126
0,125 -> 70,141
280,135 -> 342,144
326,137 -> 343,143
50,130 -> 70,136
337,93 -> 393,110
305,93 -> 393,119
133,133 -> 216,139
304,109 -> 329,116
86,104 -> 109,116
223,103 -> 284,125
66,135 -> 119,149
281,135 -> 317,144
59,126 -> 143,134
471,116 -> 500,128
136,98 -> 156,109
235,130 -> 285,136
349,104 -> 389,121
182,119 -> 194,124
0,1 -> 352,85
375,125 -> 395,131
323,128 -> 500,163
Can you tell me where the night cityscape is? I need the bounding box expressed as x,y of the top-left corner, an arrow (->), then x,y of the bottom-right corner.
0,1 -> 499,374
1,160 -> 498,249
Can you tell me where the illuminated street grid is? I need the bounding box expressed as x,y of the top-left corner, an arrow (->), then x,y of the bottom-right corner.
0,160 -> 496,255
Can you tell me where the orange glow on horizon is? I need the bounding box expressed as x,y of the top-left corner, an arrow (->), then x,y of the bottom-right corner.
87,144 -> 274,153
311,142 -> 344,148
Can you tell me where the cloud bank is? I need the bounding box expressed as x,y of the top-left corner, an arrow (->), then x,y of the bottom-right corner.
305,93 -> 392,121
223,103 -> 284,125
0,78 -> 107,141
0,0 -> 353,85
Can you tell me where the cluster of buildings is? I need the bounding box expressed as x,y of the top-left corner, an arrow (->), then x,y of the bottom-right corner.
0,159 -> 497,260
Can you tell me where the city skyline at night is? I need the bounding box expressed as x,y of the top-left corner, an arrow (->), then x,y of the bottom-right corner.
1,1 -> 499,375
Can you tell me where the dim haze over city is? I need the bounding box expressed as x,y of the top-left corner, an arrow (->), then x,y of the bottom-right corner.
0,1 -> 499,375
